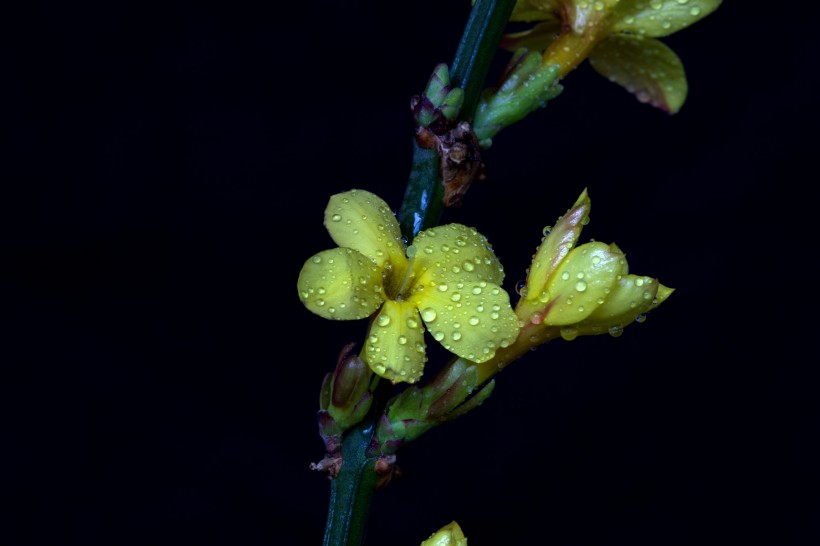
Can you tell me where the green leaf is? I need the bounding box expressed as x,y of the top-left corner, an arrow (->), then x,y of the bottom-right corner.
589,35 -> 687,114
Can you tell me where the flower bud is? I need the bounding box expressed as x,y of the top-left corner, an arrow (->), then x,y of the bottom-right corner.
322,343 -> 375,433
420,520 -> 468,546
517,189 -> 673,342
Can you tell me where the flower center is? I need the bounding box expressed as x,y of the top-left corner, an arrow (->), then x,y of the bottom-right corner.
385,245 -> 418,301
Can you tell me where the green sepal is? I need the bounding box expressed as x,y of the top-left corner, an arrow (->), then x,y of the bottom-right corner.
411,64 -> 465,131
424,63 -> 452,108
374,359 -> 494,454
319,371 -> 332,411
590,35 -> 687,114
318,409 -> 344,453
473,49 -> 562,147
439,87 -> 465,120
439,379 -> 494,423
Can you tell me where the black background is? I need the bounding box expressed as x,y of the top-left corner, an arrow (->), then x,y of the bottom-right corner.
5,1 -> 819,545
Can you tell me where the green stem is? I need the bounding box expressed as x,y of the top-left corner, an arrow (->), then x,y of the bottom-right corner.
322,379 -> 391,546
397,140 -> 442,240
321,2 -> 515,544
450,0 -> 517,123
322,421 -> 379,546
396,0 -> 515,240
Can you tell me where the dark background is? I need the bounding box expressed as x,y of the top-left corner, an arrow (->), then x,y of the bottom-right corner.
5,1 -> 818,545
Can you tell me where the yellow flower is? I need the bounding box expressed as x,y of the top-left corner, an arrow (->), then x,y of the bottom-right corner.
503,0 -> 722,113
420,521 -> 468,546
473,188 -> 673,384
518,188 -> 673,341
297,189 -> 519,384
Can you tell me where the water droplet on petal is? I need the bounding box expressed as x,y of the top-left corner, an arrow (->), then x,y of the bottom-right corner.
421,308 -> 437,322
636,314 -> 647,323
469,316 -> 480,326
559,327 -> 579,341
575,281 -> 587,292
608,325 -> 623,337
452,332 -> 462,341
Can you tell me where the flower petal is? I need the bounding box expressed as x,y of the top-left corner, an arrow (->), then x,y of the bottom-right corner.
543,242 -> 626,326
509,0 -> 561,23
500,21 -> 561,52
579,275 -> 674,334
297,248 -> 384,320
612,0 -> 722,38
567,0 -> 625,34
420,520 -> 468,546
412,275 -> 519,363
364,300 -> 427,384
324,189 -> 406,269
524,189 -> 591,302
590,35 -> 688,114
412,223 -> 506,286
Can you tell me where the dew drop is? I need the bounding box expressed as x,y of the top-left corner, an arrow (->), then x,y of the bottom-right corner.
450,292 -> 461,302
561,271 -> 570,281
469,316 -> 480,326
315,299 -> 325,307
689,5 -> 701,15
462,261 -> 475,272
437,284 -> 448,292
377,315 -> 391,327
421,308 -> 437,322
575,281 -> 587,292
635,314 -> 647,323
312,256 -> 322,264
452,332 -> 462,341
559,327 -> 579,341
398,335 -> 408,345
433,331 -> 445,341
608,325 -> 623,337
471,286 -> 483,295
